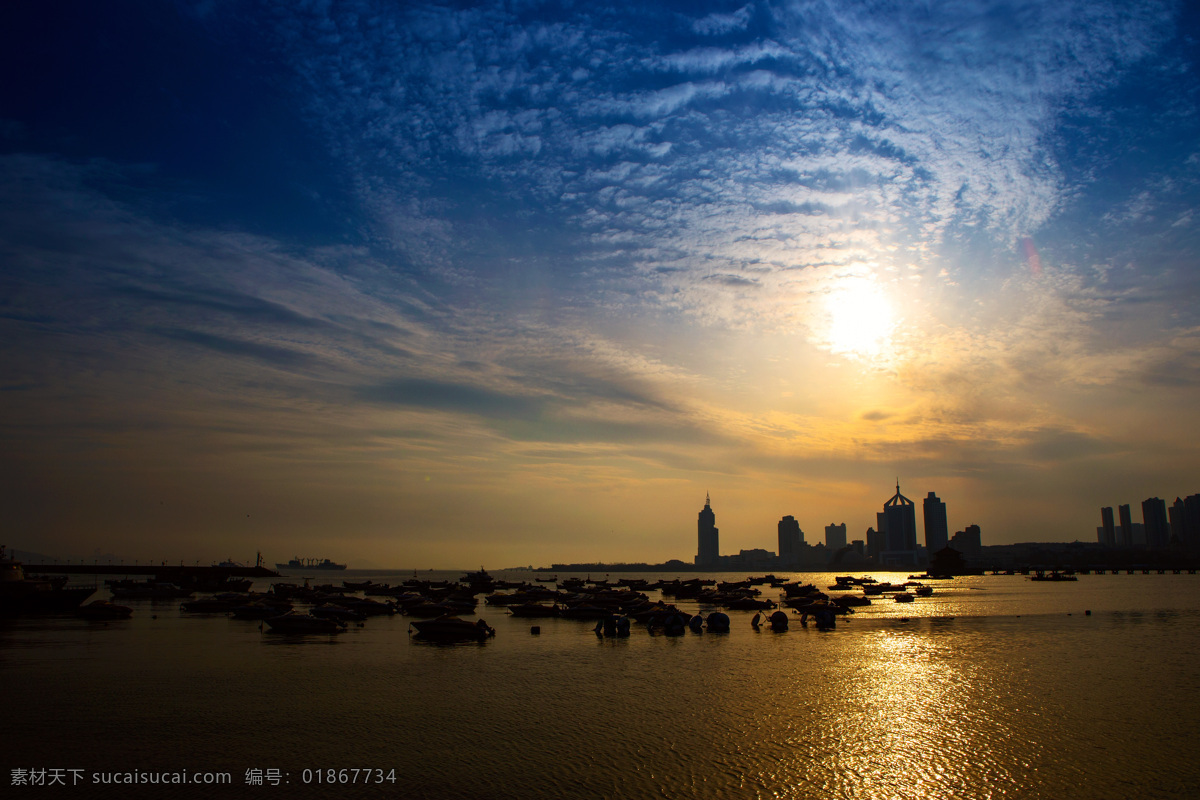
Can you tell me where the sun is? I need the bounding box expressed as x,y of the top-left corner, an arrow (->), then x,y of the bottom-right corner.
823,277 -> 895,359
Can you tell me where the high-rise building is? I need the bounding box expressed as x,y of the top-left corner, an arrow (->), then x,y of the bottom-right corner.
1142,497 -> 1170,549
949,524 -> 982,555
923,492 -> 948,555
778,516 -> 802,565
1185,494 -> 1200,551
825,523 -> 847,551
1100,507 -> 1116,547
1170,498 -> 1185,547
695,493 -> 720,567
880,481 -> 918,565
865,527 -> 883,559
1118,504 -> 1133,548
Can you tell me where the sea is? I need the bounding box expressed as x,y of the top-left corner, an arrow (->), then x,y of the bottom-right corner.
2,569 -> 1198,800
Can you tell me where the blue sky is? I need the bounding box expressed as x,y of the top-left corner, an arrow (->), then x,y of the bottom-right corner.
2,0 -> 1198,566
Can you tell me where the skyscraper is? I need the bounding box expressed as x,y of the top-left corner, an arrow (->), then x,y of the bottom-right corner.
1118,504 -> 1133,548
1185,494 -> 1200,551
695,493 -> 719,567
825,522 -> 847,551
1100,506 -> 1116,547
880,481 -> 918,565
778,516 -> 802,565
1142,497 -> 1170,550
923,492 -> 949,555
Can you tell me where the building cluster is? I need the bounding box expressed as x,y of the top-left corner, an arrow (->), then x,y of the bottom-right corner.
694,482 -> 982,570
1098,494 -> 1200,551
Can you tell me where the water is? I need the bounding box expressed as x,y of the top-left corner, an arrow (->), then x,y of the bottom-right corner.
3,570 -> 1199,799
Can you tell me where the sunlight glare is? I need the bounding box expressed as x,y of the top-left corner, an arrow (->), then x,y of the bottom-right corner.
824,277 -> 895,359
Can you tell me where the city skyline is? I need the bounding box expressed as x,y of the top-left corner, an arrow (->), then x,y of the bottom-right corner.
2,2 -> 1199,568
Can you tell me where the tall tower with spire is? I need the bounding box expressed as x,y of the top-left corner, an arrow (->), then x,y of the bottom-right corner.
695,493 -> 720,567
880,479 -> 918,564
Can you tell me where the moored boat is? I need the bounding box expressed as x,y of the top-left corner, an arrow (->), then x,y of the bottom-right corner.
410,615 -> 495,641
508,603 -> 560,618
76,600 -> 133,620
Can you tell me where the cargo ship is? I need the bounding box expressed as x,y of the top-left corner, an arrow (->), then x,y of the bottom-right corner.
274,557 -> 347,571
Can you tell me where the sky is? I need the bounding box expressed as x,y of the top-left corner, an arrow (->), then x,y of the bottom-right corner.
2,0 -> 1199,568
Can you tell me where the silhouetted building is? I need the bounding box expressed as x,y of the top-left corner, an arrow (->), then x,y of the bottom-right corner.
695,493 -> 719,567
824,522 -> 847,551
778,516 -> 802,566
949,524 -> 982,556
737,548 -> 776,570
1185,494 -> 1200,551
1142,497 -> 1170,550
1170,498 -> 1185,547
866,527 -> 883,559
923,492 -> 948,556
879,481 -> 919,566
1118,504 -> 1133,548
1100,506 -> 1116,547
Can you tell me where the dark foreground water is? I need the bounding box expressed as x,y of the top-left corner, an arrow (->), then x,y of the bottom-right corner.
3,571 -> 1199,799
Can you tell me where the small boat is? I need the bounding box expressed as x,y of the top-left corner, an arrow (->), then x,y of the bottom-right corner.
894,592 -> 914,603
76,600 -> 133,620
264,612 -> 346,634
508,603 -> 560,618
311,603 -> 366,622
230,601 -> 289,620
726,596 -> 776,611
180,597 -> 240,613
558,604 -> 611,620
410,615 -> 495,641
1030,572 -> 1078,582
460,568 -> 496,592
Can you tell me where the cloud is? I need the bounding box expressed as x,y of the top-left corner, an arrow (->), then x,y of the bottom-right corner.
356,377 -> 546,420
692,6 -> 753,36
152,328 -> 319,370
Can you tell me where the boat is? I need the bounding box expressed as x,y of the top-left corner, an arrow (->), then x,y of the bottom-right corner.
76,600 -> 133,620
460,568 -> 497,592
508,603 -> 560,618
1,546 -> 96,615
311,603 -> 366,622
264,612 -> 346,634
410,615 -> 495,641
274,557 -> 347,571
1030,571 -> 1078,582
894,592 -> 915,603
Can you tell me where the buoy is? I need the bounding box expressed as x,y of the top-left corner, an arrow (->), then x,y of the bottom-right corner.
530,626 -> 541,635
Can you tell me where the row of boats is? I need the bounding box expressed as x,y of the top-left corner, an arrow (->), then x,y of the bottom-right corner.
6,556 -> 946,641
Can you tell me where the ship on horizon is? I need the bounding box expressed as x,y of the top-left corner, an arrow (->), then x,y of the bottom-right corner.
275,557 -> 347,571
